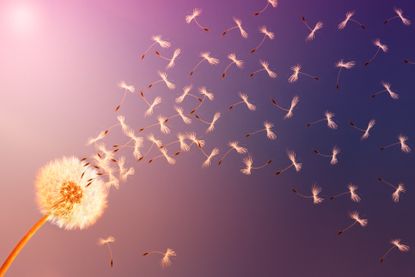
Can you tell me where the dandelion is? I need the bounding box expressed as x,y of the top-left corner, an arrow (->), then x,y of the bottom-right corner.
143,248 -> 176,268
222,18 -> 248,38
301,16 -> 323,41
218,141 -> 248,165
292,184 -> 323,204
307,111 -> 338,129
115,81 -> 135,112
275,151 -> 302,175
140,35 -> 171,60
271,96 -> 300,119
190,86 -> 215,114
380,239 -> 410,263
194,112 -> 221,133
240,156 -> 272,175
384,7 -> 411,26
253,0 -> 278,16
364,39 -> 388,66
288,64 -> 319,83
185,8 -> 209,32
140,94 -> 162,117
371,82 -> 399,100
98,236 -> 115,268
313,146 -> 341,165
190,52 -> 220,76
148,71 -> 175,90
222,53 -> 244,79
335,59 -> 355,89
337,211 -> 368,235
349,119 -> 375,140
245,121 -> 277,140
0,157 -> 108,276
250,60 -> 277,78
229,92 -> 256,111
380,135 -> 411,153
201,147 -> 220,167
338,11 -> 366,30
251,26 -> 274,53
155,48 -> 181,69
377,177 -> 406,203
330,183 -> 361,202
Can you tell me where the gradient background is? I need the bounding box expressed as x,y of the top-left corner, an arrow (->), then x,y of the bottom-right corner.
1,0 -> 415,276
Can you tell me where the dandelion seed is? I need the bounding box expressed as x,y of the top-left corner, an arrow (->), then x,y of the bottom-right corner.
140,95 -> 162,117
335,59 -> 355,89
223,17 -> 248,38
377,177 -> 406,203
175,106 -> 192,124
176,85 -> 200,104
190,52 -> 220,76
177,133 -> 190,151
251,26 -> 274,53
301,16 -> 323,41
116,157 -> 135,182
385,7 -> 411,26
222,53 -> 244,79
364,39 -> 388,66
194,112 -> 221,133
275,151 -> 302,175
185,8 -> 209,32
148,71 -> 175,90
98,236 -> 115,268
403,58 -> 415,65
337,211 -> 367,235
271,96 -> 300,119
143,248 -> 176,268
380,239 -> 410,263
140,35 -> 171,60
371,81 -> 399,100
330,183 -> 361,202
115,81 -> 135,112
229,92 -> 256,111
292,184 -> 323,204
245,121 -> 277,140
87,129 -> 110,146
314,146 -> 340,165
139,116 -> 170,134
201,147 -> 219,167
338,11 -> 366,30
307,111 -> 338,129
250,60 -> 277,78
349,119 -> 375,140
253,0 -> 278,16
288,64 -> 319,83
218,141 -> 248,165
240,156 -> 272,175
380,135 -> 411,153
186,132 -> 205,149
155,48 -> 181,69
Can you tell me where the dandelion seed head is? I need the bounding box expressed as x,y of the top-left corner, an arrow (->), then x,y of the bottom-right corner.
98,236 -> 115,245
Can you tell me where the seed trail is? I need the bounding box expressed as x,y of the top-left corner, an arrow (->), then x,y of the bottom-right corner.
222,53 -> 244,79
218,141 -> 248,165
292,184 -> 323,204
313,146 -> 340,165
251,26 -> 274,53
271,96 -> 299,119
155,48 -> 181,69
335,59 -> 355,89
253,0 -> 278,16
384,7 -> 411,26
245,121 -> 277,140
377,177 -> 406,203
275,151 -> 302,175
143,248 -> 176,268
379,239 -> 410,263
140,35 -> 171,60
349,119 -> 375,140
337,211 -> 367,235
307,111 -> 338,129
240,156 -> 272,175
301,16 -> 323,41
250,60 -> 277,78
288,64 -> 319,83
338,11 -> 366,30
380,135 -> 411,153
229,92 -> 256,111
364,39 -> 388,66
223,17 -> 248,38
185,8 -> 209,32
190,52 -> 220,76
371,81 -> 399,100
330,184 -> 361,202
98,236 -> 115,268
